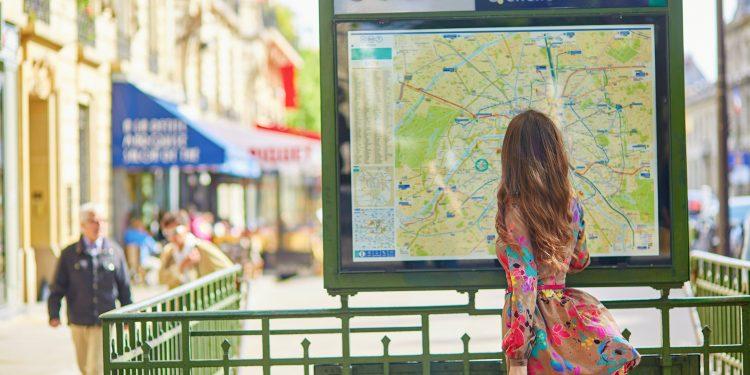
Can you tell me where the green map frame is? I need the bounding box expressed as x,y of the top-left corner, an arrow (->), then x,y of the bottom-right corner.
320,0 -> 688,294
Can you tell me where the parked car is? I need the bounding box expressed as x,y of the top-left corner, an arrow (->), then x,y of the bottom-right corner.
690,194 -> 750,256
729,196 -> 750,257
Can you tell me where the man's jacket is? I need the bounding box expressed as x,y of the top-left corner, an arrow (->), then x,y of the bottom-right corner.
48,237 -> 132,325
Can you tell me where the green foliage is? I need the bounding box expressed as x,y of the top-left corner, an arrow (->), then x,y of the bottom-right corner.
269,5 -> 298,48
286,49 -> 321,132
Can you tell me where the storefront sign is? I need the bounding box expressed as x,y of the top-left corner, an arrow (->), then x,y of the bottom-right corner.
112,82 -> 226,169
120,118 -> 201,165
248,145 -> 315,165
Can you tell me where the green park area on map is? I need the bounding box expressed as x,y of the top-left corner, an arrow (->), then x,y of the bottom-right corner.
350,26 -> 659,261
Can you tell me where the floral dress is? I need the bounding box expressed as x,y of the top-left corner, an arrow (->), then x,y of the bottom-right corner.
497,201 -> 640,374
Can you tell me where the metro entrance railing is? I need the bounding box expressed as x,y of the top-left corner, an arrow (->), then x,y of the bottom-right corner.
101,255 -> 750,374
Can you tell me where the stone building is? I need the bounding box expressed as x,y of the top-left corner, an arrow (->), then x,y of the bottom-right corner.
108,0 -> 313,256
685,56 -> 718,192
683,1 -> 750,196
0,0 -> 310,310
0,0 -> 118,306
725,0 -> 750,194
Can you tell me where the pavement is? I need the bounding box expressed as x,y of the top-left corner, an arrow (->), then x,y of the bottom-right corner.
0,285 -> 167,375
0,277 -> 700,374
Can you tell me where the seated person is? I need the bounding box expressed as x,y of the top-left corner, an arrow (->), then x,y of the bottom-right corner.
123,217 -> 161,274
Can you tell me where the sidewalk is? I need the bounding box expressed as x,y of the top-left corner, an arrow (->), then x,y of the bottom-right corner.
0,285 -> 166,375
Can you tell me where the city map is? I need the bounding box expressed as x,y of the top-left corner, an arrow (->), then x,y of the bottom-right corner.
348,25 -> 660,262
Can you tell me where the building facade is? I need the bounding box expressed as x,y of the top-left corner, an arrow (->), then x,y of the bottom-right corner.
0,0 -> 314,309
726,0 -> 750,194
0,20 -> 21,309
683,1 -> 750,196
685,56 -> 719,192
109,0 -> 305,242
0,0 -> 117,306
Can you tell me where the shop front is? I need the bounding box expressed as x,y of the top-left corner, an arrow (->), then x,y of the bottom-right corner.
112,81 -> 322,273
111,82 -> 261,242
207,122 -> 322,271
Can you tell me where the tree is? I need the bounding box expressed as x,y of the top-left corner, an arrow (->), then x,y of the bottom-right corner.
286,49 -> 321,132
268,4 -> 299,48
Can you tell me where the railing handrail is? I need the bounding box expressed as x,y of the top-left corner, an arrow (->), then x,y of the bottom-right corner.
101,254 -> 750,374
691,250 -> 750,270
103,265 -> 242,315
100,294 -> 750,321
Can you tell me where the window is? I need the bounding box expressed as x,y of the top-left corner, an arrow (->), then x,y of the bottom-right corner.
148,0 -> 159,73
79,104 -> 91,204
24,0 -> 50,23
115,0 -> 133,60
217,183 -> 246,228
77,0 -> 96,47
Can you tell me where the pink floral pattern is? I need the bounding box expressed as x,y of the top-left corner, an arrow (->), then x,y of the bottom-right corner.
499,201 -> 640,373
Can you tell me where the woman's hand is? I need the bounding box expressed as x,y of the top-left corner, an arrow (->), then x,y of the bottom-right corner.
508,365 -> 527,375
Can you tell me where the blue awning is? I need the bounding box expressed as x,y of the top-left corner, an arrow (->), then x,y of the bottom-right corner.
112,82 -> 261,178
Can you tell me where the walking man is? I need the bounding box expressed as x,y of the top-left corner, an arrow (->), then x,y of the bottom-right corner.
48,203 -> 132,375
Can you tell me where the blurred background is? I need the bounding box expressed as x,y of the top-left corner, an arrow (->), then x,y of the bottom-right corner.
0,0 -> 325,311
0,0 -> 747,372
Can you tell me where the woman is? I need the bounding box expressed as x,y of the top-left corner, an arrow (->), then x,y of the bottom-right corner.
495,110 -> 640,374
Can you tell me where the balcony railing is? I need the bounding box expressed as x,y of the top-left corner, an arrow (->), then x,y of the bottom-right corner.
24,0 -> 50,23
77,5 -> 96,47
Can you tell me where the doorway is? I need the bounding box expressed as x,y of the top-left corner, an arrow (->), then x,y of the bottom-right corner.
29,96 -> 55,296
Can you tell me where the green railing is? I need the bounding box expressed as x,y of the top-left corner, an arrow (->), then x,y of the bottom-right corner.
102,258 -> 750,374
691,250 -> 750,374
102,265 -> 244,375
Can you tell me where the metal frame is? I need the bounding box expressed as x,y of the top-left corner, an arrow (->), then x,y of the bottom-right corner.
320,0 -> 689,294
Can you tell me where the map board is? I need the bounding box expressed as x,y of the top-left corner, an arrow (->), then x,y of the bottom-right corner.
321,0 -> 688,293
349,25 -> 659,262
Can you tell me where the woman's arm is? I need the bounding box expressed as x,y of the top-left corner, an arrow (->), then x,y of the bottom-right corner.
568,202 -> 590,274
501,236 -> 538,368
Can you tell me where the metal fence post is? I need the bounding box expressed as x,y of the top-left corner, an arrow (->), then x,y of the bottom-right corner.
341,295 -> 351,375
262,318 -> 270,375
660,289 -> 672,375
743,303 -> 750,374
421,314 -> 430,375
103,323 -> 111,374
181,319 -> 191,374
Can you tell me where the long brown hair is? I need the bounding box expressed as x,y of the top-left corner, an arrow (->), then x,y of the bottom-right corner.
496,109 -> 574,272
